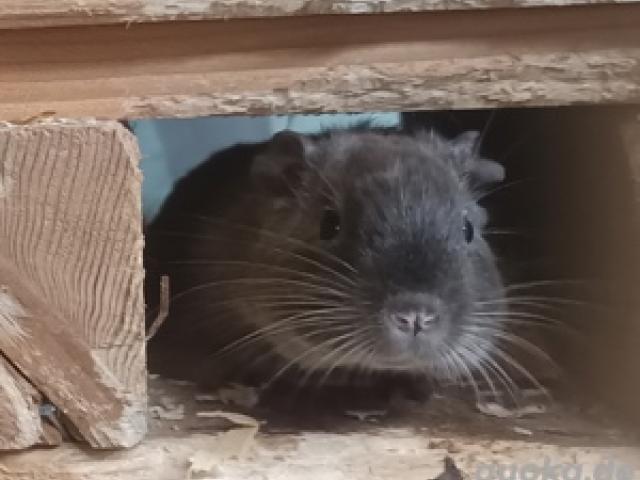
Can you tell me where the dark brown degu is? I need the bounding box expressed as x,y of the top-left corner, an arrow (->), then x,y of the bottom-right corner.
145,127 -> 510,392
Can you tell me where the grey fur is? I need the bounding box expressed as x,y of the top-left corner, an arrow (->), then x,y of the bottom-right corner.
146,127 -> 507,388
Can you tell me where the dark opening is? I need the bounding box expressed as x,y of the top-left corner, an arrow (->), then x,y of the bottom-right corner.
137,107 -> 640,438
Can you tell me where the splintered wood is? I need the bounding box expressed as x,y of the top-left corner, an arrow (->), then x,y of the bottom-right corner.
0,121 -> 146,449
1,426 -> 639,480
1,4 -> 640,121
0,0 -> 637,29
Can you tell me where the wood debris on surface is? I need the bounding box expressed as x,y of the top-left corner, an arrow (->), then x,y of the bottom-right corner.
1,375 -> 639,479
1,5 -> 639,121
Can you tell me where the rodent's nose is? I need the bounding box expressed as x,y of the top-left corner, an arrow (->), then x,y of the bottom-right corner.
392,311 -> 437,336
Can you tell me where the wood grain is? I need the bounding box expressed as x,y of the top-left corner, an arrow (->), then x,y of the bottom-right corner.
0,427 -> 638,480
0,0 -> 638,29
0,121 -> 146,448
0,4 -> 639,121
0,355 -> 52,450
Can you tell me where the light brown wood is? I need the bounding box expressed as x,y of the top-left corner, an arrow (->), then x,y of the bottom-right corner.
1,4 -> 639,121
0,120 -> 146,448
0,419 -> 638,480
0,355 -> 51,450
2,358 -> 638,478
0,437 -> 627,480
0,0 -> 638,29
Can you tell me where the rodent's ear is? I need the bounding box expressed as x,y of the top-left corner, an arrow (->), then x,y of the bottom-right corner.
450,131 -> 480,159
250,130 -> 310,196
470,158 -> 505,186
450,131 -> 505,187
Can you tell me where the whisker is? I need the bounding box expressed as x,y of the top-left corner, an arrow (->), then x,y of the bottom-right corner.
483,229 -> 526,238
264,331 -> 366,389
482,296 -> 601,309
487,342 -> 551,400
468,324 -> 558,368
314,330 -> 377,388
457,339 -> 503,400
206,309 -> 358,359
169,277 -> 355,305
168,257 -> 357,292
504,279 -> 591,292
181,214 -> 358,275
447,344 -> 482,402
475,178 -> 530,203
460,336 -> 520,405
473,109 -> 496,158
474,310 -> 564,327
299,334 -> 365,389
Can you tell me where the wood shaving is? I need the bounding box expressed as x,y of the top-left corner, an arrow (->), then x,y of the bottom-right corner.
476,402 -> 514,418
186,411 -> 260,479
149,404 -> 185,421
202,383 -> 260,408
187,450 -> 223,479
160,395 -> 179,410
194,393 -> 218,402
476,401 -> 546,418
513,426 -> 534,436
345,409 -> 388,421
195,410 -> 260,429
519,404 -> 547,416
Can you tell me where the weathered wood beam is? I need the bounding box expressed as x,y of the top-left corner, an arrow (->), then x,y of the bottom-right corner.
0,0 -> 638,29
0,427 -> 639,480
0,4 -> 639,121
0,121 -> 146,448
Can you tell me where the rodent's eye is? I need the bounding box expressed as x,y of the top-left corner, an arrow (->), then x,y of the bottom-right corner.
320,209 -> 341,241
463,216 -> 474,243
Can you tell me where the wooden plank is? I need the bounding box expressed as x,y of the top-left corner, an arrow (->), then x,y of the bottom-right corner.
1,4 -> 640,121
0,350 -> 65,448
0,428 -> 638,480
0,121 -> 146,448
0,353 -> 57,449
2,368 -> 638,479
0,0 -> 639,29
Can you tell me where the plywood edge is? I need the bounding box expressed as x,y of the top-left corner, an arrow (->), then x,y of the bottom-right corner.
1,0 -> 639,29
0,428 -> 638,480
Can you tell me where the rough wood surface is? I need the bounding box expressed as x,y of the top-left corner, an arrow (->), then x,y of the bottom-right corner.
0,121 -> 146,448
1,4 -> 639,121
3,370 -> 639,479
0,428 -> 638,480
0,355 -> 51,450
0,0 -> 639,29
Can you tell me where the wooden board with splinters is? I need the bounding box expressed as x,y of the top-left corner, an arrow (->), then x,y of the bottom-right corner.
1,0 -> 639,29
0,120 -> 146,449
1,4 -> 640,121
0,354 -> 58,450
0,406 -> 638,480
